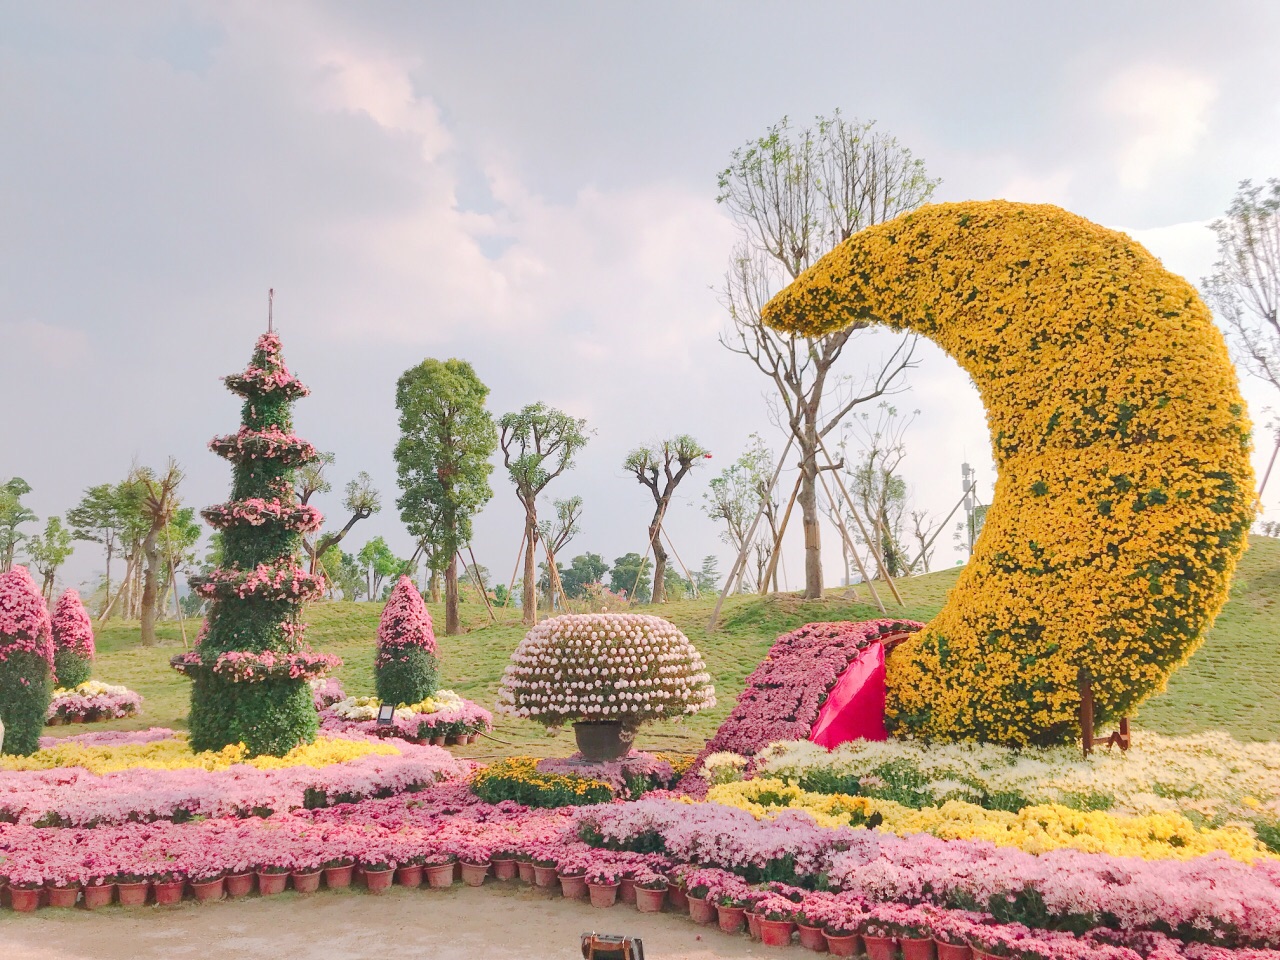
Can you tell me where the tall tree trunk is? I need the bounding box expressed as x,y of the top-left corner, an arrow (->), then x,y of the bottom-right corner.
521,507 -> 538,626
428,570 -> 441,603
649,509 -> 668,604
445,551 -> 460,635
140,526 -> 161,646
799,458 -> 823,600
102,540 -> 114,617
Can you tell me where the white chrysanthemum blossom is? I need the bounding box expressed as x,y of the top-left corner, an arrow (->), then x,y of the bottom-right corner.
496,613 -> 716,730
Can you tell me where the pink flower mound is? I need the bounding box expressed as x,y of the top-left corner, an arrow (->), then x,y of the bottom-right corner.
50,590 -> 94,661
377,577 -> 436,658
0,566 -> 53,668
679,618 -> 921,794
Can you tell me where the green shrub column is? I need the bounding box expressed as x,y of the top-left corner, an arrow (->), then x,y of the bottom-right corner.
183,332 -> 330,756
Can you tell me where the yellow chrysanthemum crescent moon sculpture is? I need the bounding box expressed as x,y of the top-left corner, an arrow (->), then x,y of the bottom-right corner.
760,201 -> 1255,745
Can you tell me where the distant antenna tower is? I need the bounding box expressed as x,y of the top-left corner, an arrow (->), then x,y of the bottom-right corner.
268,288 -> 274,333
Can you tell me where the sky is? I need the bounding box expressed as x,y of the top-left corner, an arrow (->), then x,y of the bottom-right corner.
2,1 -> 1279,598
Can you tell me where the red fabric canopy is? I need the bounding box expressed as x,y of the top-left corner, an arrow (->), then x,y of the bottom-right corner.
808,642 -> 887,748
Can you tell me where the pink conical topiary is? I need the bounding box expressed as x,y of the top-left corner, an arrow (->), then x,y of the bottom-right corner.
0,565 -> 54,755
375,576 -> 438,706
50,588 -> 95,688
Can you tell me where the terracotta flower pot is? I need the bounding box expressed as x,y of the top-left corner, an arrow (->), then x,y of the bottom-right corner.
825,933 -> 860,957
668,884 -> 689,913
225,872 -> 254,897
902,937 -> 936,960
47,884 -> 80,909
759,918 -> 796,947
798,924 -> 827,951
117,881 -> 150,907
619,877 -> 637,904
517,861 -> 536,883
533,864 -> 558,888
425,863 -> 455,889
935,944 -> 972,960
635,886 -> 667,913
460,861 -> 490,888
395,865 -> 423,888
492,858 -> 518,881
324,865 -> 354,889
430,736 -> 447,746
10,886 -> 41,912
747,909 -> 763,941
864,935 -> 897,960
687,895 -> 717,925
363,868 -> 395,894
292,870 -> 323,894
718,903 -> 747,934
256,871 -> 288,896
191,878 -> 225,902
587,882 -> 619,908
154,880 -> 185,905
83,883 -> 115,910
558,873 -> 588,900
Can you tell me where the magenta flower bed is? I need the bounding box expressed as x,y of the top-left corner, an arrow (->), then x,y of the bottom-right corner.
680,619 -> 921,791
0,739 -> 470,826
576,798 -> 1280,948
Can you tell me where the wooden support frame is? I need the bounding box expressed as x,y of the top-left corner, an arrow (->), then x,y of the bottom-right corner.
817,469 -> 886,614
1079,674 -> 1132,757
759,472 -> 803,595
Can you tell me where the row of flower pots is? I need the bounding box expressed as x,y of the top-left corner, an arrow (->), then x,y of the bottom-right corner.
0,865 -> 983,960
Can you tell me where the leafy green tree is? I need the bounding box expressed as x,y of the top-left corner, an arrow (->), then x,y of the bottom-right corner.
25,516 -> 74,600
0,478 -> 37,573
623,435 -> 709,603
498,403 -> 590,625
318,545 -> 364,601
663,565 -> 692,601
561,552 -> 609,598
609,552 -> 652,603
357,536 -> 403,601
68,484 -> 125,614
395,359 -> 498,635
694,555 -> 721,595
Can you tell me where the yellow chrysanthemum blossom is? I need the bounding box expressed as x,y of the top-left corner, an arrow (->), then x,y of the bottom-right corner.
761,201 -> 1255,745
0,735 -> 399,773
707,779 -> 1272,863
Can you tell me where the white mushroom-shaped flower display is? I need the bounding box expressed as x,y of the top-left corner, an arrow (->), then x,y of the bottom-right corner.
496,613 -> 716,731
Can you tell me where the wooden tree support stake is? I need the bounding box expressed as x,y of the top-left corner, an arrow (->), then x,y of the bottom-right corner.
465,543 -> 497,622
818,469 -> 886,614
1079,674 -> 1132,757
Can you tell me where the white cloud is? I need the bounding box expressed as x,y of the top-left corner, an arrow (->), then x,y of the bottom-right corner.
1105,64 -> 1217,190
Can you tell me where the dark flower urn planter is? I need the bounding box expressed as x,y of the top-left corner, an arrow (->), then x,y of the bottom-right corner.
573,721 -> 630,762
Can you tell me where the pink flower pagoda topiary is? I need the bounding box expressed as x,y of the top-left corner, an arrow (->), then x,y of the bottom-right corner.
0,565 -> 55,755
375,576 -> 439,706
175,330 -> 339,757
50,588 -> 95,689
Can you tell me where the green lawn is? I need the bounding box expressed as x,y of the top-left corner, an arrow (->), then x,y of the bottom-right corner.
84,537 -> 1280,757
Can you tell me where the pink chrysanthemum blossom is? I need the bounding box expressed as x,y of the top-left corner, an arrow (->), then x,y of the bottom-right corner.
50,590 -> 94,662
0,566 -> 54,669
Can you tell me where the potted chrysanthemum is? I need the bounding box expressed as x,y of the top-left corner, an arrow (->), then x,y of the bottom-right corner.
496,613 -> 715,761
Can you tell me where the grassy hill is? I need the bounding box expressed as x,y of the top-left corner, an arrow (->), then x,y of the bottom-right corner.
87,537 -> 1280,757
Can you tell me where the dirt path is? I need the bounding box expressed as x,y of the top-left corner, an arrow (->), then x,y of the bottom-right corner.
0,884 -> 765,960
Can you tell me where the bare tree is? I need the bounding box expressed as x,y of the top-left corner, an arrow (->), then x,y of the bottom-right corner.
135,461 -> 184,647
840,404 -> 916,577
296,454 -> 382,574
1202,178 -> 1280,495
498,403 -> 590,625
718,112 -> 937,597
538,495 -> 582,609
908,508 -> 938,573
702,435 -> 777,593
624,435 -> 709,603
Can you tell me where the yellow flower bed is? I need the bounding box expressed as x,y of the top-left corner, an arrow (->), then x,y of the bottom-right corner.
760,201 -> 1255,745
0,735 -> 399,773
707,778 -> 1272,863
